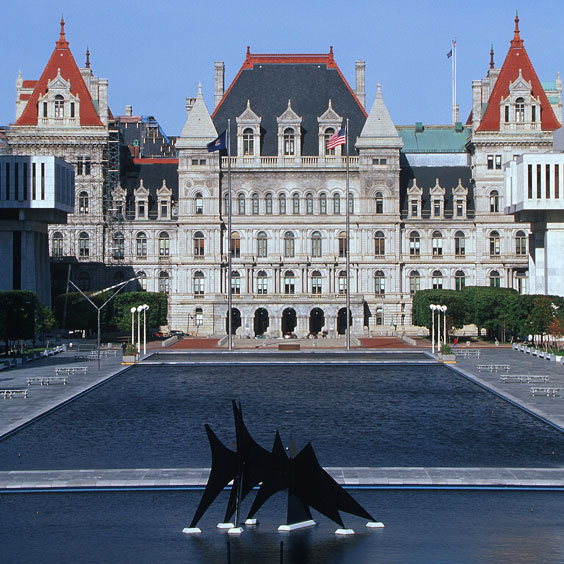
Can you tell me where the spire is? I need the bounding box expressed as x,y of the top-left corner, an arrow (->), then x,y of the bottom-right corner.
511,10 -> 523,48
85,46 -> 90,69
177,83 -> 218,147
57,16 -> 69,49
356,82 -> 402,149
489,44 -> 494,69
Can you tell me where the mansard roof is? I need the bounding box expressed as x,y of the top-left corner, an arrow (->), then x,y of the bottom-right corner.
15,19 -> 104,127
212,48 -> 367,156
477,15 -> 561,132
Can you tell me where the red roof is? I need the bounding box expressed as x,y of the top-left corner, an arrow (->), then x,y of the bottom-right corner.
15,19 -> 104,127
22,80 -> 37,88
213,46 -> 367,118
477,15 -> 560,132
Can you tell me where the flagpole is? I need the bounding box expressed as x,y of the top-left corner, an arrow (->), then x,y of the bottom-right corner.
345,118 -> 350,351
452,39 -> 458,124
227,119 -> 233,351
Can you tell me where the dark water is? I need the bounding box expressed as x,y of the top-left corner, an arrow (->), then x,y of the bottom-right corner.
1,364 -> 564,470
2,489 -> 564,564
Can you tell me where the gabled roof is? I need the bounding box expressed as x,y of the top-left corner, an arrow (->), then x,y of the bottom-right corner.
477,15 -> 560,132
212,48 -> 367,156
15,19 -> 103,127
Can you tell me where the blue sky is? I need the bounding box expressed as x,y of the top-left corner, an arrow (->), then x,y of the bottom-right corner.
1,0 -> 563,136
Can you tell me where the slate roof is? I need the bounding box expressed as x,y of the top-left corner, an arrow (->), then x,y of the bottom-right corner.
400,161 -> 474,215
212,49 -> 367,156
477,15 -> 560,132
15,19 -> 103,128
398,125 -> 471,153
121,160 -> 178,211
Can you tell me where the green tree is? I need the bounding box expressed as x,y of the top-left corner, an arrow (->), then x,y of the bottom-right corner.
36,302 -> 57,344
527,296 -> 554,344
113,292 -> 168,333
53,292 -> 113,333
0,291 -> 38,351
412,289 -> 466,335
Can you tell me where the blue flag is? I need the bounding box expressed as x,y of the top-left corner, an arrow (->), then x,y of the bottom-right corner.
207,131 -> 226,152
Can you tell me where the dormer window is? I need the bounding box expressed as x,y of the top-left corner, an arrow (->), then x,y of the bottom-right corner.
284,128 -> 295,156
54,95 -> 64,118
324,128 -> 335,156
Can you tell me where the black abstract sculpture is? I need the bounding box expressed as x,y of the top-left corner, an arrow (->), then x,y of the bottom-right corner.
188,401 -> 377,531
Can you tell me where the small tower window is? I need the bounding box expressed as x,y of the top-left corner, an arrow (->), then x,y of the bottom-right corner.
243,128 -> 254,156
54,95 -> 64,118
284,128 -> 295,156
515,97 -> 525,123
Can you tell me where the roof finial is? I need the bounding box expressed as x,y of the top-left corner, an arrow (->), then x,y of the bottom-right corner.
57,15 -> 69,48
329,46 -> 334,57
490,44 -> 494,69
85,46 -> 90,69
377,81 -> 381,94
60,14 -> 65,37
511,10 -> 523,47
246,45 -> 250,57
515,9 -> 519,34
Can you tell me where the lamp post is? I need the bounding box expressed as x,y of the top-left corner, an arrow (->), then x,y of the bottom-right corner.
430,304 -> 437,354
137,305 -> 143,354
131,306 -> 136,345
441,305 -> 448,348
436,306 -> 441,353
142,304 -> 149,355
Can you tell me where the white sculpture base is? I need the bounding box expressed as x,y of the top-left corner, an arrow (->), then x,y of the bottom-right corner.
366,521 -> 385,528
182,527 -> 201,534
244,518 -> 258,526
278,520 -> 317,532
335,528 -> 355,535
217,522 -> 235,529
227,527 -> 244,535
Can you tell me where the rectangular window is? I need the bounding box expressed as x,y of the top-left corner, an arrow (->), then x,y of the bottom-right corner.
537,164 -> 542,198
495,155 -> 502,170
532,106 -> 536,122
43,102 -> 48,118
138,202 -> 145,218
77,157 -> 83,176
161,202 -> 168,218
14,163 -> 19,200
546,164 -> 551,198
528,164 -> 533,199
191,159 -> 199,166
231,278 -> 240,295
257,277 -> 267,295
40,163 -> 45,200
32,163 -> 36,199
505,106 -> 509,123
23,163 -> 28,200
556,164 -> 560,199
411,202 -> 418,217
5,163 -> 10,200
70,102 -> 75,118
433,201 -> 441,217
456,202 -> 464,217
84,157 -> 91,176
487,155 -> 494,170
311,276 -> 322,295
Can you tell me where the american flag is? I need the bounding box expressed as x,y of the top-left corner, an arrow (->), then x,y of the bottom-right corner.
327,127 -> 346,150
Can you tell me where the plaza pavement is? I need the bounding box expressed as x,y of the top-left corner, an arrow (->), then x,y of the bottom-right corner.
2,343 -> 564,490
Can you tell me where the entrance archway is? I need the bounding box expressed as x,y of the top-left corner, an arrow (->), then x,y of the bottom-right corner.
281,308 -> 297,336
309,308 -> 325,335
337,307 -> 352,335
226,308 -> 241,335
254,308 -> 269,336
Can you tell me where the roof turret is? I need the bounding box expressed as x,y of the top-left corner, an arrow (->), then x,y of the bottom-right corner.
177,83 -> 218,148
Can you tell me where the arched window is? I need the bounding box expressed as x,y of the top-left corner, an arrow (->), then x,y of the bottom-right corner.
455,270 -> 466,291
194,271 -> 204,295
515,97 -> 525,122
490,190 -> 499,213
319,193 -> 327,215
238,193 -> 246,215
409,231 -> 420,256
195,307 -> 204,327
252,193 -> 259,215
54,95 -> 64,118
455,231 -> 466,257
194,231 -> 205,257
374,270 -> 385,295
136,271 -> 147,291
489,230 -> 500,256
279,193 -> 286,215
231,271 -> 241,295
409,270 -> 420,296
52,232 -> 63,257
257,270 -> 268,295
306,193 -> 314,215
311,270 -> 322,295
311,231 -> 322,257
223,192 -> 230,215
284,231 -> 295,258
374,231 -> 385,256
231,231 -> 240,258
432,270 -> 443,290
432,230 -> 443,256
515,230 -> 527,255
265,193 -> 273,215
338,270 -> 347,295
338,232 -> 347,258
78,191 -> 89,214
78,232 -> 89,257
324,128 -> 335,156
195,192 -> 203,214
375,192 -> 384,214
490,270 -> 501,288
112,232 -> 124,259
77,271 -> 90,290
333,193 -> 341,214
243,128 -> 254,156
159,231 -> 170,256
136,232 -> 147,257
257,231 -> 268,258
292,193 -> 300,214
284,270 -> 296,295
284,128 -> 295,156
158,271 -> 170,293
348,193 -> 354,214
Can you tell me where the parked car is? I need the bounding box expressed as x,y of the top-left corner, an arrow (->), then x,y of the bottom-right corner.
152,331 -> 170,340
170,330 -> 185,337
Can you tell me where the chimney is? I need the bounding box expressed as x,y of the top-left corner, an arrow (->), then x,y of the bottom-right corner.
355,61 -> 366,109
214,61 -> 225,109
186,97 -> 196,115
125,105 -> 132,117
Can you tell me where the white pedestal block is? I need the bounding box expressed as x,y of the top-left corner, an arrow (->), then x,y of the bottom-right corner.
335,528 -> 355,535
217,522 -> 235,529
227,527 -> 244,535
244,518 -> 258,526
182,527 -> 202,534
278,520 -> 317,532
366,521 -> 385,528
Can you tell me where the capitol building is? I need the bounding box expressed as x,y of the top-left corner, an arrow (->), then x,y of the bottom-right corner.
3,16 -> 563,337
